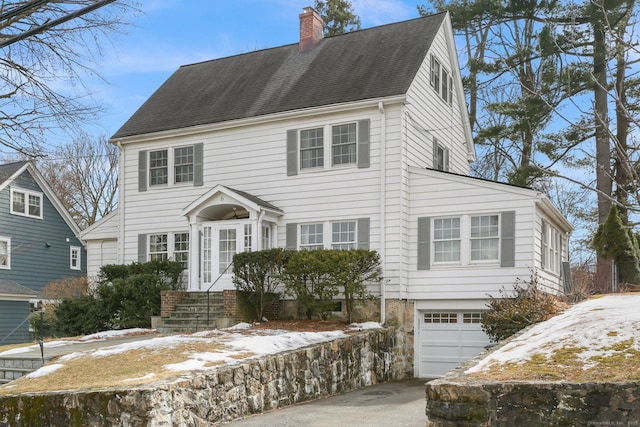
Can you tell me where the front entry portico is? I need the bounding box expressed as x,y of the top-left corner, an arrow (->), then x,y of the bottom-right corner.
181,185 -> 283,291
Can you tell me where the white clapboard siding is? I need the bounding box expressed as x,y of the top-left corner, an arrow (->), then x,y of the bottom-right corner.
403,167 -> 552,300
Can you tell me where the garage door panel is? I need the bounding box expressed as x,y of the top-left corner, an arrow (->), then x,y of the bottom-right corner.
418,310 -> 490,378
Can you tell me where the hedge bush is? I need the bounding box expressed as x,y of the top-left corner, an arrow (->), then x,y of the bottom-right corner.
481,274 -> 559,342
51,260 -> 184,336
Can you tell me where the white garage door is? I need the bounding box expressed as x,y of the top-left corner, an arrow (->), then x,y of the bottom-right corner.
418,311 -> 491,378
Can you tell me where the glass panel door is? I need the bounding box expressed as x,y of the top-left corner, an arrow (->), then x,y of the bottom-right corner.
218,228 -> 237,274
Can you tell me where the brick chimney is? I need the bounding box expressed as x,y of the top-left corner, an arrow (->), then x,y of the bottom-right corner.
299,6 -> 323,53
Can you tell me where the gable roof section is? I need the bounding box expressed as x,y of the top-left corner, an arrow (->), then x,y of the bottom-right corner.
0,161 -> 81,236
0,161 -> 28,188
112,12 -> 447,139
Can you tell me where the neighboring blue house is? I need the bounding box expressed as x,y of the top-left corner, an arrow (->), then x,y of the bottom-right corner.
0,161 -> 86,344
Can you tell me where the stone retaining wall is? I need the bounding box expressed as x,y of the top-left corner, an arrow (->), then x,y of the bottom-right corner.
0,328 -> 409,427
426,376 -> 640,426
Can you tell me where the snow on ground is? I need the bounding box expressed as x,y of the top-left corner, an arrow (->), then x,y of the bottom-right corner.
466,294 -> 640,374
5,323 -> 380,379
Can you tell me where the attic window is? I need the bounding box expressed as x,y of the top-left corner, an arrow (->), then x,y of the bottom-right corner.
430,55 -> 453,105
10,188 -> 42,219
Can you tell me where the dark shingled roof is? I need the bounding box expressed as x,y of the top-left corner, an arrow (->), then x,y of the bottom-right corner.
0,161 -> 27,185
0,279 -> 37,297
225,186 -> 282,213
112,12 -> 447,139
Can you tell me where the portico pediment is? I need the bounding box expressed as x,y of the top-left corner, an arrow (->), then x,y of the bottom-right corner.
182,185 -> 283,222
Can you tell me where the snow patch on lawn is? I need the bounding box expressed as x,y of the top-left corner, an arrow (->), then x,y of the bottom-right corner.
466,294 -> 640,374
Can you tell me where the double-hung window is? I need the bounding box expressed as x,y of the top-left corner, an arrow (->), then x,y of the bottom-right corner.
10,188 -> 42,219
149,234 -> 168,261
432,215 -> 500,265
431,55 -> 453,104
0,237 -> 10,269
332,123 -> 357,166
433,218 -> 461,263
148,233 -> 190,268
70,246 -> 81,270
149,150 -> 168,186
332,221 -> 356,249
433,139 -> 450,171
541,220 -> 561,274
470,215 -> 499,261
142,144 -> 202,190
173,233 -> 189,269
174,146 -> 194,183
300,128 -> 324,170
300,223 -> 324,250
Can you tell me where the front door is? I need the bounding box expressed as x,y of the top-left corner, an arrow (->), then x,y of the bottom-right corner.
201,222 -> 250,289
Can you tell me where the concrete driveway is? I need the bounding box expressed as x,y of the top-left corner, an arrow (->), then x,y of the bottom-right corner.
224,378 -> 429,427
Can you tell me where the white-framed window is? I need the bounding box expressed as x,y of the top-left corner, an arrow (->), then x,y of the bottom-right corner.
332,221 -> 356,250
470,215 -> 499,262
424,312 -> 458,324
430,55 -> 453,104
300,127 -> 324,170
149,149 -> 168,186
541,220 -> 561,274
243,224 -> 252,252
332,123 -> 357,166
261,225 -> 272,250
434,139 -> 449,172
433,217 -> 461,263
0,237 -> 10,269
148,145 -> 196,187
70,246 -> 81,270
299,122 -> 360,172
432,214 -> 501,266
149,234 -> 168,261
149,232 -> 190,269
10,188 -> 43,219
174,146 -> 194,183
173,233 -> 189,270
300,223 -> 324,250
463,313 -> 483,324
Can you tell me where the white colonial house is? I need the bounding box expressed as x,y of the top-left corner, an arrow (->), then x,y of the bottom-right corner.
80,8 -> 572,377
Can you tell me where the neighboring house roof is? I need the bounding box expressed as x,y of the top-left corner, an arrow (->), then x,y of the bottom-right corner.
0,279 -> 38,297
0,161 -> 82,237
0,161 -> 28,186
111,12 -> 447,139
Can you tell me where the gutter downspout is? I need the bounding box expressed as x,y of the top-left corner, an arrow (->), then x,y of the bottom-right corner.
378,101 -> 386,325
116,141 -> 124,264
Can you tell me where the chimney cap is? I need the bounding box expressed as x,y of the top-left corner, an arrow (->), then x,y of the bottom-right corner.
302,6 -> 318,13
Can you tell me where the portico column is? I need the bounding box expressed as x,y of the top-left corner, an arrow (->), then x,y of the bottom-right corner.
188,218 -> 200,291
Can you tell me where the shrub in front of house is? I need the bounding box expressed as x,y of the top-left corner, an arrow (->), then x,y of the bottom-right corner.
481,274 -> 560,342
232,248 -> 293,321
51,260 -> 183,336
234,249 -> 381,322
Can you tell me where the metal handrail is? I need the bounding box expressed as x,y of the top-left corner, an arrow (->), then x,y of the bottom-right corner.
206,262 -> 233,327
0,313 -> 31,345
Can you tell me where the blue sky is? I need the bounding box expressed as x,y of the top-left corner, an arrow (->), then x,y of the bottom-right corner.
83,0 -> 425,141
